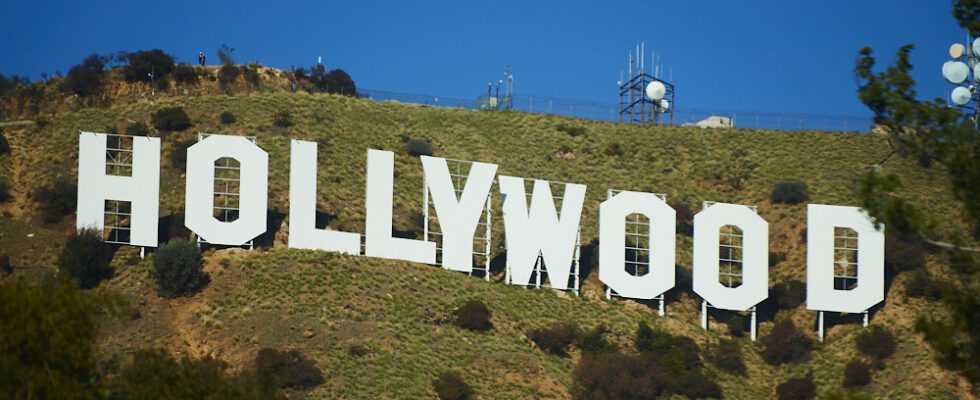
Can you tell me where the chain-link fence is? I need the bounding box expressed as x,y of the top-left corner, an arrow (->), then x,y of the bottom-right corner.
356,89 -> 873,133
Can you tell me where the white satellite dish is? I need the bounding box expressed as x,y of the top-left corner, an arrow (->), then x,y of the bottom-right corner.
645,81 -> 666,100
943,61 -> 970,84
975,64 -> 980,82
973,37 -> 980,57
951,86 -> 972,106
950,43 -> 966,58
658,99 -> 670,110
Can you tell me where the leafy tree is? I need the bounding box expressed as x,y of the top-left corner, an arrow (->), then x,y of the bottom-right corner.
173,63 -> 200,85
575,325 -> 618,357
0,73 -> 30,96
529,322 -> 580,357
307,64 -> 358,96
0,276 -> 119,399
219,111 -> 236,124
771,181 -> 809,204
776,376 -> 816,400
433,371 -> 474,400
452,300 -> 492,331
63,54 -> 106,97
34,177 -> 78,223
58,228 -> 114,289
109,349 -> 280,399
842,359 -> 872,388
710,339 -> 747,376
124,121 -> 149,136
121,49 -> 175,83
760,319 -> 813,365
853,0 -> 980,385
151,240 -> 209,298
151,107 -> 191,131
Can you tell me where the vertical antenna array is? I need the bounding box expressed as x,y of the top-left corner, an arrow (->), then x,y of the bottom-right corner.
618,42 -> 675,126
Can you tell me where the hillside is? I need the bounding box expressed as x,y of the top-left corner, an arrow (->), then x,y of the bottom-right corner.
0,87 -> 974,398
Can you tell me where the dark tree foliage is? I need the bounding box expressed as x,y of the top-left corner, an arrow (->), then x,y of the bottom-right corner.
556,123 -> 586,137
58,229 -> 114,289
771,181 -> 809,204
0,73 -> 30,96
725,314 -> 746,338
219,111 -> 236,124
406,138 -> 434,157
573,352 -> 662,400
173,63 -> 200,85
121,49 -> 175,83
710,339 -> 747,376
529,322 -> 580,357
63,54 -> 106,97
432,371 -> 474,400
306,64 -> 358,96
0,180 -> 10,203
776,376 -> 816,400
150,240 -> 209,298
843,359 -> 872,388
855,325 -> 897,365
242,64 -> 261,88
109,349 -> 281,400
169,136 -> 196,171
254,348 -> 324,389
151,107 -> 191,131
452,300 -> 492,332
0,254 -> 11,274
33,177 -> 77,223
903,269 -> 944,300
671,202 -> 695,236
0,276 -> 118,399
854,0 -> 980,385
575,325 -> 618,357
633,322 -> 722,398
272,110 -> 293,128
124,121 -> 149,136
760,320 -> 814,366
772,279 -> 807,310
0,130 -> 9,154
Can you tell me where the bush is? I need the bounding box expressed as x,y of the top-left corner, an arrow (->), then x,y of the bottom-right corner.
634,322 -> 721,398
903,269 -> 944,300
151,240 -> 209,298
124,121 -> 149,136
710,339 -> 747,376
604,142 -> 623,157
529,322 -> 580,357
151,107 -> 192,131
111,349 -> 279,400
726,314 -> 746,337
855,325 -> 896,364
0,254 -> 12,274
0,180 -> 11,203
218,64 -> 240,88
62,54 -> 106,97
272,110 -> 293,128
573,352 -> 661,400
58,229 -> 113,289
219,111 -> 236,124
777,376 -> 816,400
169,136 -> 197,171
452,300 -> 492,331
760,320 -> 814,365
432,371 -> 474,400
843,359 -> 872,388
406,138 -> 433,157
771,181 -> 809,204
242,64 -> 260,88
255,348 -> 324,389
305,64 -> 358,96
556,123 -> 586,136
773,279 -> 807,310
671,202 -> 694,236
121,49 -> 175,83
575,325 -> 617,357
769,251 -> 787,267
0,130 -> 9,154
173,63 -> 200,85
34,178 -> 77,223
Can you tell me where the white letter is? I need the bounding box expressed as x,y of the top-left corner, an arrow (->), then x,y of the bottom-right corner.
77,132 -> 160,247
184,135 -> 268,246
421,156 -> 497,272
692,203 -> 768,311
499,176 -> 586,290
806,204 -> 884,313
365,149 -> 436,264
599,191 -> 675,299
288,140 -> 360,254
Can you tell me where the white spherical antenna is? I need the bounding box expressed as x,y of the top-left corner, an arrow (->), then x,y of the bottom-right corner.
943,61 -> 970,84
951,86 -> 972,106
950,43 -> 966,58
973,37 -> 980,57
658,99 -> 670,110
645,81 -> 666,100
975,64 -> 980,82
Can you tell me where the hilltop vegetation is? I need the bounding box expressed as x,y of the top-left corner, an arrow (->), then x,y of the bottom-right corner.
0,56 -> 976,398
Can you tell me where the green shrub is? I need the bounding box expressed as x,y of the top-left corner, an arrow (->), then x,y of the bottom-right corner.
855,325 -> 896,364
58,229 -> 113,289
62,54 -> 106,97
406,138 -> 433,157
529,322 -> 580,357
34,178 -> 77,223
726,314 -> 746,337
903,269 -> 944,300
773,279 -> 807,310
173,63 -> 200,85
634,322 -> 721,398
218,64 -> 240,88
124,121 -> 149,136
272,110 -> 293,128
777,376 -> 816,400
573,352 -> 660,400
0,130 -> 9,154
121,49 -> 175,83
710,339 -> 746,376
0,180 -> 10,203
0,254 -> 11,274
151,107 -> 191,131
604,142 -> 623,157
760,320 -> 813,365
255,348 -> 324,389
111,349 -> 279,399
771,181 -> 809,204
433,371 -> 474,400
452,300 -> 492,332
575,325 -> 617,357
556,123 -> 586,136
219,111 -> 236,124
769,251 -> 787,267
151,240 -> 209,298
671,202 -> 694,236
169,136 -> 196,171
242,64 -> 260,88
843,359 -> 872,388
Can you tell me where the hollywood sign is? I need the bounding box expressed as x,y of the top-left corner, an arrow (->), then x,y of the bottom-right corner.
76,132 -> 884,335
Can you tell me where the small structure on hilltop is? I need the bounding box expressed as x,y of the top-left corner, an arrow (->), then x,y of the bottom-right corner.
477,68 -> 514,111
685,116 -> 734,129
619,42 -> 674,126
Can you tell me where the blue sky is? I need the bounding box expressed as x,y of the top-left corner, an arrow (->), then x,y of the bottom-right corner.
0,1 -> 967,117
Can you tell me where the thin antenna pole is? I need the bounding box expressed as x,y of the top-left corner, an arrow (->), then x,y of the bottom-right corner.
641,42 -> 645,72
